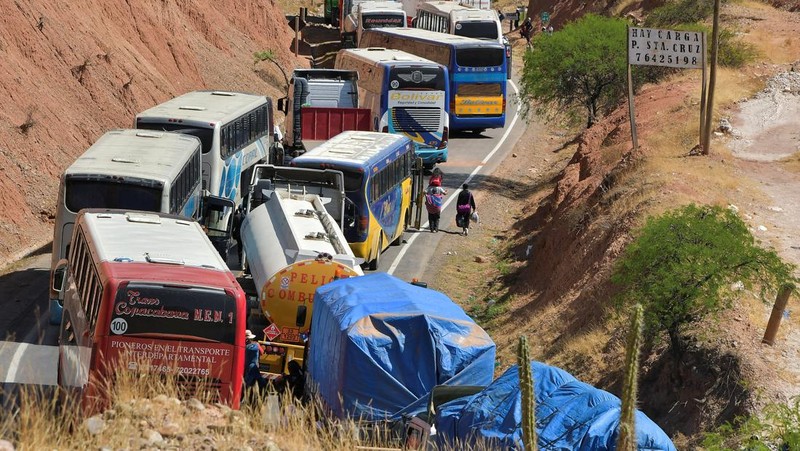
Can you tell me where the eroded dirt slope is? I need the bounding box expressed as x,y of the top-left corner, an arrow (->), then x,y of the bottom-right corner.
0,0 -> 305,265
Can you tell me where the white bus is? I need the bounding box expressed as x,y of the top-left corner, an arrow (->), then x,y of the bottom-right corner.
414,2 -> 511,77
342,0 -> 407,46
135,90 -> 281,207
334,47 -> 450,168
49,129 -> 233,324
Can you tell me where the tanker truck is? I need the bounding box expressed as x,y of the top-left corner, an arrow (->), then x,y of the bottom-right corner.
240,164 -> 364,376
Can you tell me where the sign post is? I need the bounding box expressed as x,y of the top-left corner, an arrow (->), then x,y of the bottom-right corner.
540,11 -> 550,24
627,26 -> 706,152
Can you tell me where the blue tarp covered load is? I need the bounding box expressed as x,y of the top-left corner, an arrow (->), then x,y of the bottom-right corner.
436,361 -> 676,450
306,273 -> 496,421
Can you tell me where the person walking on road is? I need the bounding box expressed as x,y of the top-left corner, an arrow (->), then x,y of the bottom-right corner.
455,183 -> 476,236
425,176 -> 447,233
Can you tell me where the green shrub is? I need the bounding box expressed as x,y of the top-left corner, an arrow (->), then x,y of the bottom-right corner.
644,0 -> 715,27
702,397 -> 800,450
717,28 -> 760,68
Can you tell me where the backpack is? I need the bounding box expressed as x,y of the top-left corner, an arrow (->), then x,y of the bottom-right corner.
425,192 -> 444,214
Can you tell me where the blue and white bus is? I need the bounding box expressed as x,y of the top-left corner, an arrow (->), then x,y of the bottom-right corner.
290,131 -> 415,270
335,47 -> 449,168
135,90 -> 280,206
359,28 -> 507,133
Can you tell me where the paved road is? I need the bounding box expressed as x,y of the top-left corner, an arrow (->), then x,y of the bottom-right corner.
0,81 -> 524,393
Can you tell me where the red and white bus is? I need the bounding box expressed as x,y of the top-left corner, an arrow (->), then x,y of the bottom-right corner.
53,209 -> 247,413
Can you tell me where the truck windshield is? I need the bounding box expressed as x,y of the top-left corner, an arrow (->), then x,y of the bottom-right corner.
65,177 -> 162,213
136,121 -> 214,154
454,21 -> 499,40
362,13 -> 405,29
112,283 -> 237,344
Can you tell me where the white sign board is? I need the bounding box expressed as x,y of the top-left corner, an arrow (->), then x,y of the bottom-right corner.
628,27 -> 704,69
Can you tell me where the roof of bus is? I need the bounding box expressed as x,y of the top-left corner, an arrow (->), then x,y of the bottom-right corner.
363,27 -> 504,48
65,129 -> 199,181
135,90 -> 268,125
418,1 -> 493,16
79,210 -> 229,271
340,47 -> 442,67
292,131 -> 411,168
358,0 -> 404,11
449,7 -> 499,21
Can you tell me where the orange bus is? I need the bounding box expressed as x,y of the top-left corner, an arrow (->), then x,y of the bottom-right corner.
53,209 -> 246,413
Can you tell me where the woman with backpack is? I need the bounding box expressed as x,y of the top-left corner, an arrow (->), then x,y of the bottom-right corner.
425,175 -> 447,233
456,183 -> 477,236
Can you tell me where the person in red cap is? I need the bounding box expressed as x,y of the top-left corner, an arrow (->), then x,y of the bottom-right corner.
425,172 -> 447,233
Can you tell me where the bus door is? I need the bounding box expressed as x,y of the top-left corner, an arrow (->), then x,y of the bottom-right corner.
411,157 -> 425,229
201,195 -> 235,261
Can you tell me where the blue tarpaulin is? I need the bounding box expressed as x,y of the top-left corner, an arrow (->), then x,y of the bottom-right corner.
436,361 -> 676,450
306,273 -> 496,421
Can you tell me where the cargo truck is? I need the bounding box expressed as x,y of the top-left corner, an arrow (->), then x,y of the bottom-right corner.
277,69 -> 372,160
239,164 -> 364,376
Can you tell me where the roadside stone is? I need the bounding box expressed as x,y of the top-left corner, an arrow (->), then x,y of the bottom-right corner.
758,225 -> 768,232
474,255 -> 486,263
154,394 -> 169,403
159,421 -> 182,437
718,118 -> 733,134
0,439 -> 15,451
512,153 -> 517,157
143,429 -> 164,446
187,398 -> 205,411
84,415 -> 106,435
265,441 -> 282,451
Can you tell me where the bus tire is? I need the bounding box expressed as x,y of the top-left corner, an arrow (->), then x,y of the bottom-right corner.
472,128 -> 486,135
368,236 -> 382,270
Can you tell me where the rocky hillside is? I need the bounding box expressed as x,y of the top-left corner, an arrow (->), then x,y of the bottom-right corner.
0,0 -> 305,265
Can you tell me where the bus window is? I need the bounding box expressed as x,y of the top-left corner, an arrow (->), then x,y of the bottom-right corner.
136,122 -> 215,154
455,47 -> 504,67
65,179 -> 162,213
454,21 -> 499,40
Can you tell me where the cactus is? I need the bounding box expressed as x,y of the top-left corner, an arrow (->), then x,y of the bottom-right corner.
617,303 -> 644,451
518,336 -> 537,451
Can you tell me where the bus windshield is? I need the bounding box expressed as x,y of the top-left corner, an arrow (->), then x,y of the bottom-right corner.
389,66 -> 446,91
454,21 -> 498,40
65,178 -> 162,213
455,47 -> 504,67
112,283 -> 237,344
136,122 -> 214,154
362,13 -> 405,28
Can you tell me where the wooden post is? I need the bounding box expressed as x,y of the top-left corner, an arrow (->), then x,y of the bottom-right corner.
762,285 -> 794,345
294,16 -> 300,57
701,0 -> 720,155
626,27 -> 638,151
415,158 -> 424,230
699,31 -> 708,145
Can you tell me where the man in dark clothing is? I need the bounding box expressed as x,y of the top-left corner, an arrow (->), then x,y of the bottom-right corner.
231,205 -> 245,268
244,330 -> 267,394
455,183 -> 477,236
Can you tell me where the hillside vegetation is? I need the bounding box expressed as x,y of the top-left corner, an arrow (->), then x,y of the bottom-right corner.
0,0 -> 305,266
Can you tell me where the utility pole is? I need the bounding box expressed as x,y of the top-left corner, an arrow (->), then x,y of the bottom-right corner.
701,0 -> 720,155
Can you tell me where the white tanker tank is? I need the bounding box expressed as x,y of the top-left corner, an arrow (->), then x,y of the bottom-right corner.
240,164 -> 363,375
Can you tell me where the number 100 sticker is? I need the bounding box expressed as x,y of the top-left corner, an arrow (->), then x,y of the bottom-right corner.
110,318 -> 128,335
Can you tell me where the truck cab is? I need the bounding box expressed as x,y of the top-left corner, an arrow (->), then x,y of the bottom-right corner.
277,69 -> 371,159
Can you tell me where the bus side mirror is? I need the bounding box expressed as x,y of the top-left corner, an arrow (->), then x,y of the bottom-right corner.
52,260 -> 67,294
277,97 -> 288,114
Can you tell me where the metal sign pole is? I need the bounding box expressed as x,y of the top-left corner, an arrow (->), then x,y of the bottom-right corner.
626,26 -> 638,151
699,31 -> 708,146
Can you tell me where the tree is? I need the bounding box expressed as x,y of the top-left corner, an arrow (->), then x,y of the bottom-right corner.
253,50 -> 289,90
520,14 -> 628,128
611,204 -> 796,356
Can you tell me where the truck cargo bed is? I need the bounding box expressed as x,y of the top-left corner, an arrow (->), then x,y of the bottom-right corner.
300,107 -> 372,141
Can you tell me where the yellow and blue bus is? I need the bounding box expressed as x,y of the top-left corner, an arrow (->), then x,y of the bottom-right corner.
359,27 -> 507,133
290,131 -> 414,270
334,47 -> 449,168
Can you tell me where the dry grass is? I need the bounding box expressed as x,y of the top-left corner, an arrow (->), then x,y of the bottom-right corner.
0,351 -> 499,450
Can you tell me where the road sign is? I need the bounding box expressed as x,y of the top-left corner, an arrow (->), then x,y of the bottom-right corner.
541,11 -> 550,23
628,27 -> 705,69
